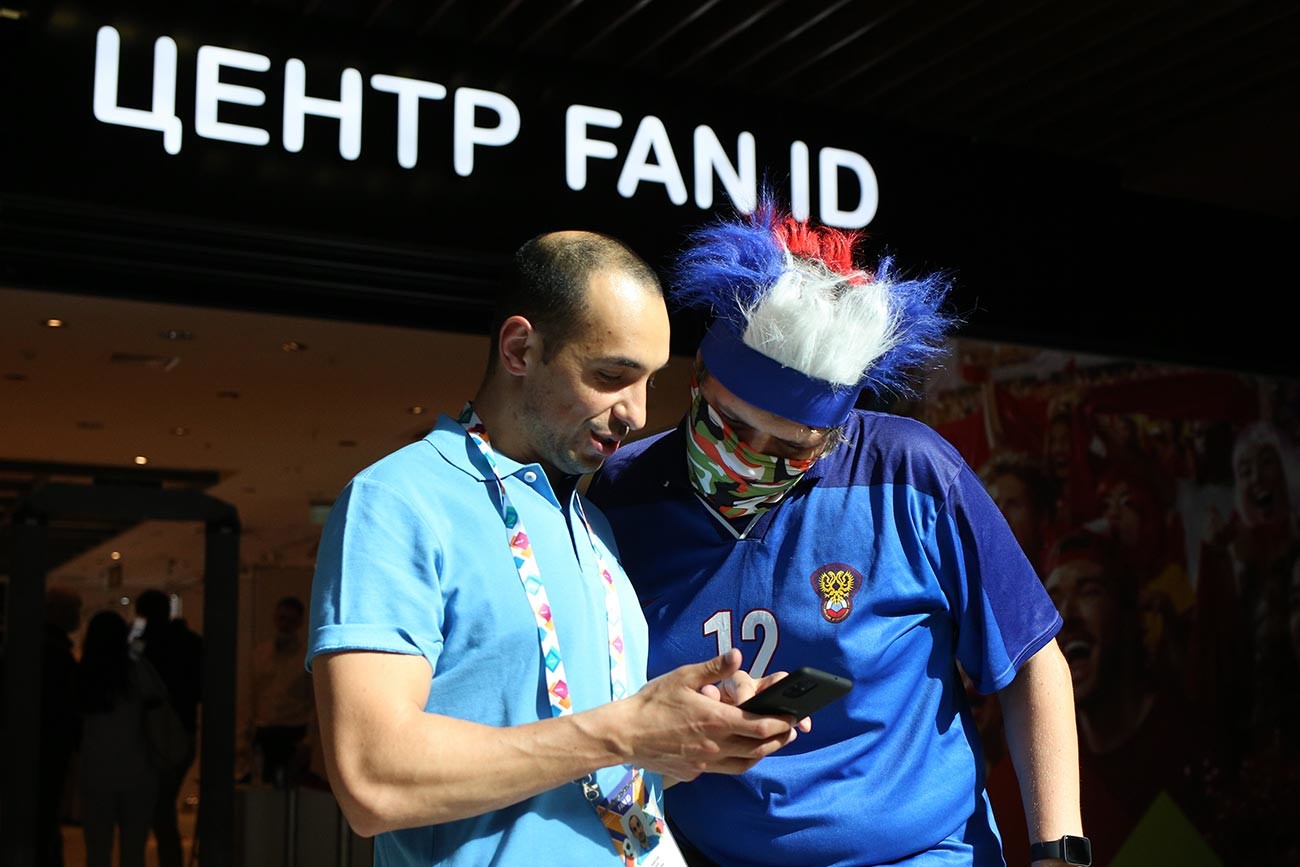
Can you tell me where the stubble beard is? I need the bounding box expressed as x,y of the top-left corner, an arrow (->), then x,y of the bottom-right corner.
518,388 -> 600,478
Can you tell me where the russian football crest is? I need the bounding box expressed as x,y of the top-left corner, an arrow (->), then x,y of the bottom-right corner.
810,563 -> 863,623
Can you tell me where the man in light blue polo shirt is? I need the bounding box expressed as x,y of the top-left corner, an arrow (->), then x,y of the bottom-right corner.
307,231 -> 803,867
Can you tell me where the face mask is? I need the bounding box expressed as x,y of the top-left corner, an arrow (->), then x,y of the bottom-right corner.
685,381 -> 815,521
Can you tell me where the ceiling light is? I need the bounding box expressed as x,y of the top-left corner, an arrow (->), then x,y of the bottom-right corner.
111,551 -> 122,560
134,455 -> 149,465
160,329 -> 194,340
120,596 -> 131,606
407,405 -> 426,415
171,426 -> 189,436
43,318 -> 65,328
282,341 -> 307,352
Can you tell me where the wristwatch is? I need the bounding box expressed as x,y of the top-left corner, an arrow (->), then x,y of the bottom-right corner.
1029,835 -> 1092,865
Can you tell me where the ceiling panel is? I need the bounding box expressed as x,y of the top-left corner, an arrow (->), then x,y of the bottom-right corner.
314,0 -> 1298,217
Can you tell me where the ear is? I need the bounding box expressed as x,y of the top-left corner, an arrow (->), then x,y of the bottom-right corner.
497,315 -> 539,376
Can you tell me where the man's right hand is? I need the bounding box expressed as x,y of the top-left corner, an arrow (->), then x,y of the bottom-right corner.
603,649 -> 800,782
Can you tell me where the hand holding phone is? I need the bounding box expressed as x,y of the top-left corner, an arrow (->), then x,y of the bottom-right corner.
737,667 -> 852,718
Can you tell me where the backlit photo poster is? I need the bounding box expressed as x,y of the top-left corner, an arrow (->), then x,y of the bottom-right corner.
903,340 -> 1300,867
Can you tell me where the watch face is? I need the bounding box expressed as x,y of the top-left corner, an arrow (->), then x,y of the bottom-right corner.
1062,835 -> 1092,864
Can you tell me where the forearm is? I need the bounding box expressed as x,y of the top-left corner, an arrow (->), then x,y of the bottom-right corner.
998,640 -> 1083,863
316,648 -> 795,836
324,695 -> 630,835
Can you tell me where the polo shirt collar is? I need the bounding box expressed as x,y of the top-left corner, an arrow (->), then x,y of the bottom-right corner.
426,414 -> 575,510
427,412 -> 531,479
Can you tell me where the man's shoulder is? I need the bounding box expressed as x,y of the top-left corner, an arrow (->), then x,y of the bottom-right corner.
819,411 -> 969,495
349,430 -> 464,494
850,409 -> 958,455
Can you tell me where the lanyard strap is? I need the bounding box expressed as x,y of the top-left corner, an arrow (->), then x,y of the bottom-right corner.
457,404 -> 629,717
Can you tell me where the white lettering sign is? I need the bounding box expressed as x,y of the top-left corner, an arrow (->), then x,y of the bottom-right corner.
283,59 -> 363,160
93,26 -> 182,155
90,25 -> 881,227
369,74 -> 447,169
694,125 -> 755,212
617,115 -> 688,206
453,88 -> 520,177
565,104 -> 622,190
819,147 -> 878,228
195,45 -> 271,146
789,140 -> 811,221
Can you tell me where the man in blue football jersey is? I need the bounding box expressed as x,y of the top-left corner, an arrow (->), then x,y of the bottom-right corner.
588,202 -> 1087,867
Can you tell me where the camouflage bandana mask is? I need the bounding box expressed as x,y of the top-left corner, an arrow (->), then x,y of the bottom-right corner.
685,382 -> 815,521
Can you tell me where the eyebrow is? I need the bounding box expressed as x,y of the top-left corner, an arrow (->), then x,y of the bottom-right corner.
714,401 -> 818,447
596,356 -> 671,373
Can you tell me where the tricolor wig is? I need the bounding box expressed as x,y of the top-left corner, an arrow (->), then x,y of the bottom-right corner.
673,196 -> 956,428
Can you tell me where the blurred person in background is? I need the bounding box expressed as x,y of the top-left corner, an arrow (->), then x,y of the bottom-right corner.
248,595 -> 314,787
1090,460 -> 1193,688
1046,530 -> 1210,865
134,589 -> 203,867
78,609 -> 166,867
979,449 -> 1059,577
1194,421 -> 1300,756
39,585 -> 82,867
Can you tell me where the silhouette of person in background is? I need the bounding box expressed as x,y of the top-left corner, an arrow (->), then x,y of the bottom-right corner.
249,595 -> 314,788
39,585 -> 82,867
979,449 -> 1059,577
135,589 -> 203,867
1192,421 -> 1300,863
1092,460 -> 1193,687
1046,529 -> 1210,865
1194,421 -> 1300,758
78,610 -> 166,867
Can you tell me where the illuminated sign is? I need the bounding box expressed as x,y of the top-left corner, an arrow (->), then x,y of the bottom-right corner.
90,25 -> 879,228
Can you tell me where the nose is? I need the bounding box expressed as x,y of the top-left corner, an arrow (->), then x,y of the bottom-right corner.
1056,590 -> 1080,621
743,431 -> 779,455
613,381 -> 649,434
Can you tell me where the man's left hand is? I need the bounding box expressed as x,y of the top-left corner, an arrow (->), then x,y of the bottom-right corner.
701,669 -> 813,733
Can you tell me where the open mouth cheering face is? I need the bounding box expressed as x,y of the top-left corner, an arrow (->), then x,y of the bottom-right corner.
1045,558 -> 1121,703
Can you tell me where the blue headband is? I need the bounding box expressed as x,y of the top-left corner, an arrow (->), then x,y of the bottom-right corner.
700,320 -> 862,429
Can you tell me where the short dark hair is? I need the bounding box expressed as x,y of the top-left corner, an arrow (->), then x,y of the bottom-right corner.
978,450 -> 1058,519
136,588 -> 171,623
488,232 -> 661,367
276,596 -> 305,616
1045,529 -> 1137,612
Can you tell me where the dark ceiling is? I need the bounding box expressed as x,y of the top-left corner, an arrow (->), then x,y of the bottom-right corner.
262,0 -> 1299,220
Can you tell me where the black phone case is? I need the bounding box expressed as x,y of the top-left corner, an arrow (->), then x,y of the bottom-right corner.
737,667 -> 852,717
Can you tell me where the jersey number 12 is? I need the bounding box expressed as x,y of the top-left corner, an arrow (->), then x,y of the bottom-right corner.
703,609 -> 778,679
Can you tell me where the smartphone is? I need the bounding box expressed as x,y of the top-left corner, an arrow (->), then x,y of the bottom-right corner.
737,667 -> 852,717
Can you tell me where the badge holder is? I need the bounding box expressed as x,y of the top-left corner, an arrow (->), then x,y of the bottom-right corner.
581,769 -> 687,867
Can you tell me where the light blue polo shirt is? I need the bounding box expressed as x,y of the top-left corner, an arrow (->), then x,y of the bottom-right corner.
308,413 -> 656,867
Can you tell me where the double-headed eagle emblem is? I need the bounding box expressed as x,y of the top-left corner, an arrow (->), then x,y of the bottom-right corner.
811,563 -> 863,623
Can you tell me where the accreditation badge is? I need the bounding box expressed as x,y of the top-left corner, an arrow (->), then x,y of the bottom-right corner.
585,767 -> 687,867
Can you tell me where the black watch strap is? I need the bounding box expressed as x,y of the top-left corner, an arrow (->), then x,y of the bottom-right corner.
1029,835 -> 1092,865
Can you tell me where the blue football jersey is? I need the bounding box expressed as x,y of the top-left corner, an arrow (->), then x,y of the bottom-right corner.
589,410 -> 1062,867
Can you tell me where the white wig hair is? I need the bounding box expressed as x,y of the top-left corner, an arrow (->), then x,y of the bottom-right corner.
741,251 -> 899,388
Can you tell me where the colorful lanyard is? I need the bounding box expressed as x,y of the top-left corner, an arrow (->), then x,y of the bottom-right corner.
457,404 -> 629,716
